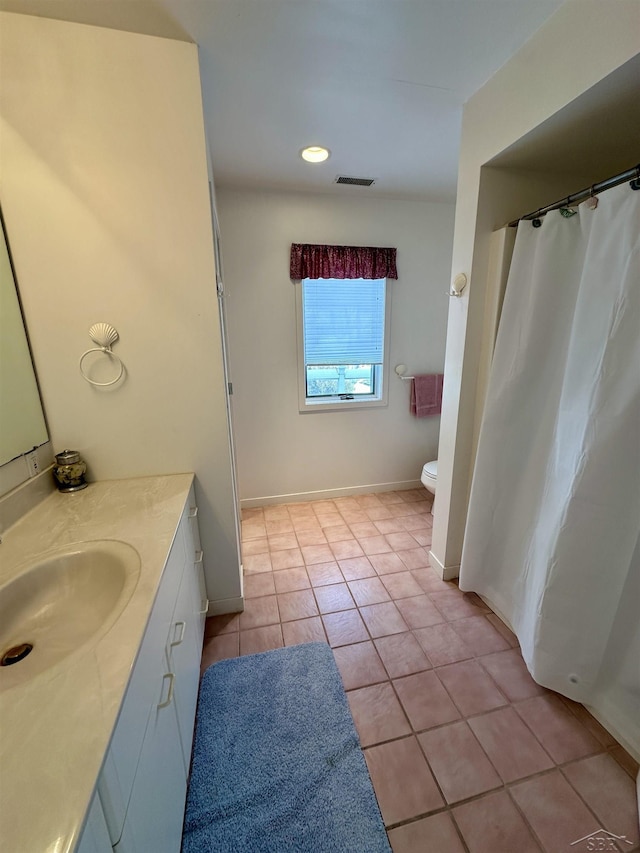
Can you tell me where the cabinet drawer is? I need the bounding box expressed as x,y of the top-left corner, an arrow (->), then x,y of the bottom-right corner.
185,484 -> 202,558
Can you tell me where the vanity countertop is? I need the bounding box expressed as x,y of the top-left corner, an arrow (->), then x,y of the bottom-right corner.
0,473 -> 195,853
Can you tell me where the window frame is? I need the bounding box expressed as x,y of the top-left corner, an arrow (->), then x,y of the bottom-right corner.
295,276 -> 391,414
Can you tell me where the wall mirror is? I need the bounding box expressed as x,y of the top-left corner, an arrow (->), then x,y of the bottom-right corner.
0,209 -> 49,466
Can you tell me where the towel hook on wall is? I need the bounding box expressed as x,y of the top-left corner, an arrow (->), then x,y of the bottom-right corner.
79,322 -> 125,387
449,273 -> 467,297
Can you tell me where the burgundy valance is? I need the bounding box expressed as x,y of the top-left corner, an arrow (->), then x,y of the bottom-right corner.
290,243 -> 397,280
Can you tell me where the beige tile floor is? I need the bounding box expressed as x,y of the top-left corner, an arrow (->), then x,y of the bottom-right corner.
201,489 -> 640,853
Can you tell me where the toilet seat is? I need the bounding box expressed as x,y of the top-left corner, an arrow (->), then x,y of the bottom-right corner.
422,461 -> 437,481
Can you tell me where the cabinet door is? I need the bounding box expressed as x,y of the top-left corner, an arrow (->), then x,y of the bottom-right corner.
76,793 -> 113,853
194,547 -> 208,635
184,487 -> 207,622
113,674 -> 187,853
99,529 -> 188,843
168,526 -> 207,773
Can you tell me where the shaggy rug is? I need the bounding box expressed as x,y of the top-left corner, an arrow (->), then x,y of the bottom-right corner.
183,642 -> 391,852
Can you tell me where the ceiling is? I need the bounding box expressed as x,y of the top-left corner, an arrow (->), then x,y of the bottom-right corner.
1,0 -> 566,201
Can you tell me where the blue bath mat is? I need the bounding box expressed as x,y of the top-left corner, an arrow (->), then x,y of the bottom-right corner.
183,642 -> 391,853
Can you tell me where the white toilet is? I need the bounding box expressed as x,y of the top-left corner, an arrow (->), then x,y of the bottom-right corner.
420,460 -> 437,513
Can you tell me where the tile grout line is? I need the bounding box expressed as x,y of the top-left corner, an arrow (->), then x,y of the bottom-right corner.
227,589 -> 634,796
231,491 -> 638,851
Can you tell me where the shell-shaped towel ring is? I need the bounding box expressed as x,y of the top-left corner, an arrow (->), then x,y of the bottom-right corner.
89,322 -> 119,348
79,322 -> 125,387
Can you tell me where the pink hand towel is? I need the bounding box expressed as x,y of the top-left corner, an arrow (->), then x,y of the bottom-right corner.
410,374 -> 444,417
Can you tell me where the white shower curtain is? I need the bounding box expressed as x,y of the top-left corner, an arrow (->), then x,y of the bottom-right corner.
460,181 -> 640,710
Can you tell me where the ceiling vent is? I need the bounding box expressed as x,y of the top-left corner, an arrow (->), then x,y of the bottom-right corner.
334,176 -> 376,187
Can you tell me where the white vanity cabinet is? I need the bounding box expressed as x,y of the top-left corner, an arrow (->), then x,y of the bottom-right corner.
79,486 -> 207,853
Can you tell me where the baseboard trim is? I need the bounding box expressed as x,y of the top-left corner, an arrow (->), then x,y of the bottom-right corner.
428,549 -> 460,581
584,698 -> 640,764
477,594 -> 515,631
207,596 -> 244,616
241,480 -> 423,508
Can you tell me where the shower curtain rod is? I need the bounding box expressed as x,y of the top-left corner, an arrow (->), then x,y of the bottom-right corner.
508,163 -> 640,227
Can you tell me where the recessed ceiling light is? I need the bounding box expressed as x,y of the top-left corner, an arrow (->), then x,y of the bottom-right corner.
300,146 -> 330,163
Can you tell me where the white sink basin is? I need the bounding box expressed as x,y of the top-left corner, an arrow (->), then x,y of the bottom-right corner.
0,540 -> 140,688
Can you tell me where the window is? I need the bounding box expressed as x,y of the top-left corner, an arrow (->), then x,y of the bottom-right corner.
296,277 -> 390,412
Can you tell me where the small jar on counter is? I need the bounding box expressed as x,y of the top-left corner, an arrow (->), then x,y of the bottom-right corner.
53,449 -> 88,492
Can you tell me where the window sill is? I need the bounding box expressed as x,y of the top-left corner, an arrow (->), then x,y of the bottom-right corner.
299,396 -> 387,414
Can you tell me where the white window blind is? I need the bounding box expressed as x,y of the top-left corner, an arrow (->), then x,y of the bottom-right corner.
302,278 -> 386,365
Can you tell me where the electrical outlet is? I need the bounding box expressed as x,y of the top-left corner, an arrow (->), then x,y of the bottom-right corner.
25,449 -> 40,477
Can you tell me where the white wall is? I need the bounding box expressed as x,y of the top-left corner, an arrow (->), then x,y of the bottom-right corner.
432,0 -> 640,579
217,188 -> 455,503
0,13 -> 242,610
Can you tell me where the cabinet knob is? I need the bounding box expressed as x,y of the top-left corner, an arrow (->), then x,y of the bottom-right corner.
158,673 -> 175,709
200,599 -> 209,615
188,506 -> 198,518
194,550 -> 204,564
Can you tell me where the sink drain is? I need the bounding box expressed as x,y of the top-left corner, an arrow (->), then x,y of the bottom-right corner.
1,643 -> 34,666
